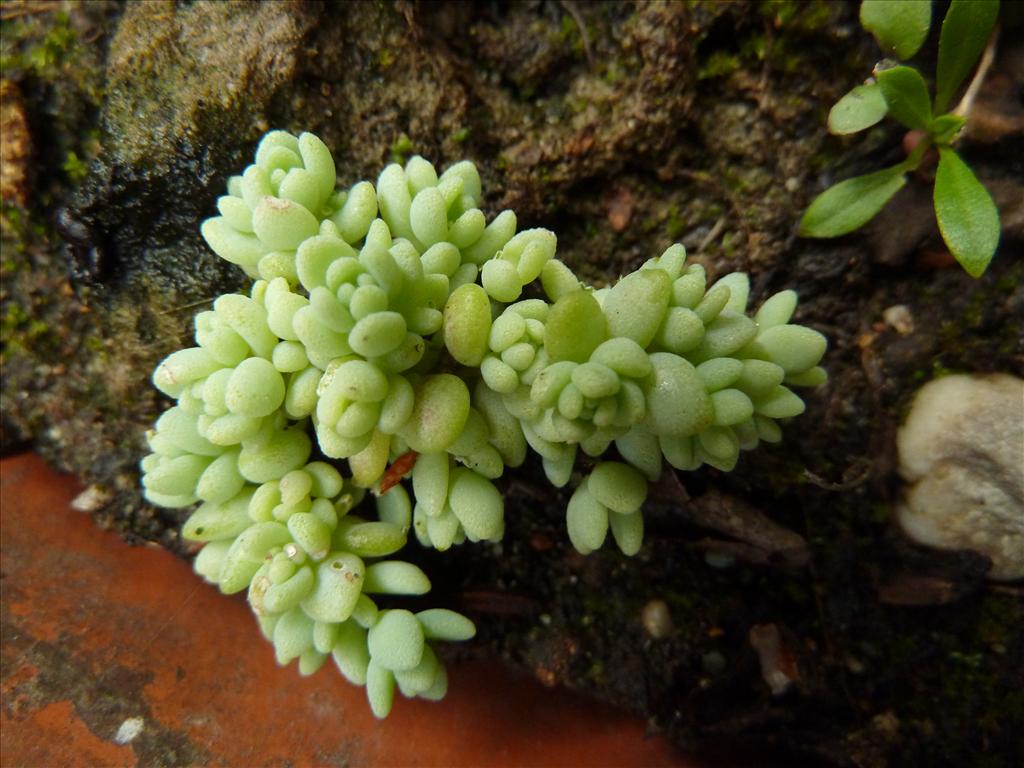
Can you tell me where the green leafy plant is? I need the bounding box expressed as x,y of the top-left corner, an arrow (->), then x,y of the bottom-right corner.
142,130 -> 827,717
800,0 -> 1001,277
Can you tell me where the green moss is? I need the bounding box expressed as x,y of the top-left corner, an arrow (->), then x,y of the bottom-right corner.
390,132 -> 413,165
946,651 -> 984,670
664,205 -> 684,239
586,660 -> 606,684
376,47 -> 395,69
720,230 -> 742,258
869,590 -> 1024,766
0,4 -> 106,200
1,10 -> 76,76
740,34 -> 768,63
601,59 -> 626,85
559,14 -> 577,42
568,96 -> 590,114
552,12 -> 587,59
62,150 -> 89,184
699,51 -> 741,80
761,0 -> 835,32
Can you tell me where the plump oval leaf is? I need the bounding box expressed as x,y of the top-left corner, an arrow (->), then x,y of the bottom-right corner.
934,147 -> 1000,277
799,166 -> 906,238
876,66 -> 932,130
828,83 -> 889,134
935,0 -> 999,113
860,0 -> 932,60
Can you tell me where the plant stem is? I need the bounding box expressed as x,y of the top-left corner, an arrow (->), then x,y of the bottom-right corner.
952,27 -> 999,123
899,137 -> 931,173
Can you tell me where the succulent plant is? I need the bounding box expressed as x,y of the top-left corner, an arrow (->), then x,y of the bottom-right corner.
141,130 -> 827,716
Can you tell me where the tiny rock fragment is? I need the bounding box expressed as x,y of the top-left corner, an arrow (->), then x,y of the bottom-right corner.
605,186 -> 634,232
748,623 -> 799,696
71,485 -> 114,513
882,305 -> 914,335
640,598 -> 673,639
564,129 -> 595,157
114,716 -> 145,744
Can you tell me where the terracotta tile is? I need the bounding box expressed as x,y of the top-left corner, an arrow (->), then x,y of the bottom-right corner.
3,700 -> 134,768
1,454 -> 693,767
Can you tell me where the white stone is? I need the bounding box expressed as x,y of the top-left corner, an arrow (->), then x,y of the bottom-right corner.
70,485 -> 112,513
896,373 -> 1024,580
114,716 -> 145,745
882,304 -> 914,335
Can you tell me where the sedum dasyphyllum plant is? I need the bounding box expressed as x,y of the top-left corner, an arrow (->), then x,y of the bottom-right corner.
141,130 -> 827,717
801,0 -> 1002,277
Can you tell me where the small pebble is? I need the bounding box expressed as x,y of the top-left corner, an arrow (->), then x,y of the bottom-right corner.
748,623 -> 798,696
882,304 -> 914,335
114,716 -> 144,745
641,599 -> 673,639
71,485 -> 113,513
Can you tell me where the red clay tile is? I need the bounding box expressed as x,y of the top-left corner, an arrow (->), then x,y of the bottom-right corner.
1,454 -> 693,767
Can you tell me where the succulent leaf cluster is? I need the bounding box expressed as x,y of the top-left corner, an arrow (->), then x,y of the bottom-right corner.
142,130 -> 827,716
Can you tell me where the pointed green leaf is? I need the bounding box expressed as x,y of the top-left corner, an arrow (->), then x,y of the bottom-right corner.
828,83 -> 889,135
935,0 -> 999,113
860,0 -> 932,59
929,114 -> 966,144
876,66 -> 933,130
799,166 -> 906,238
934,147 -> 1000,277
